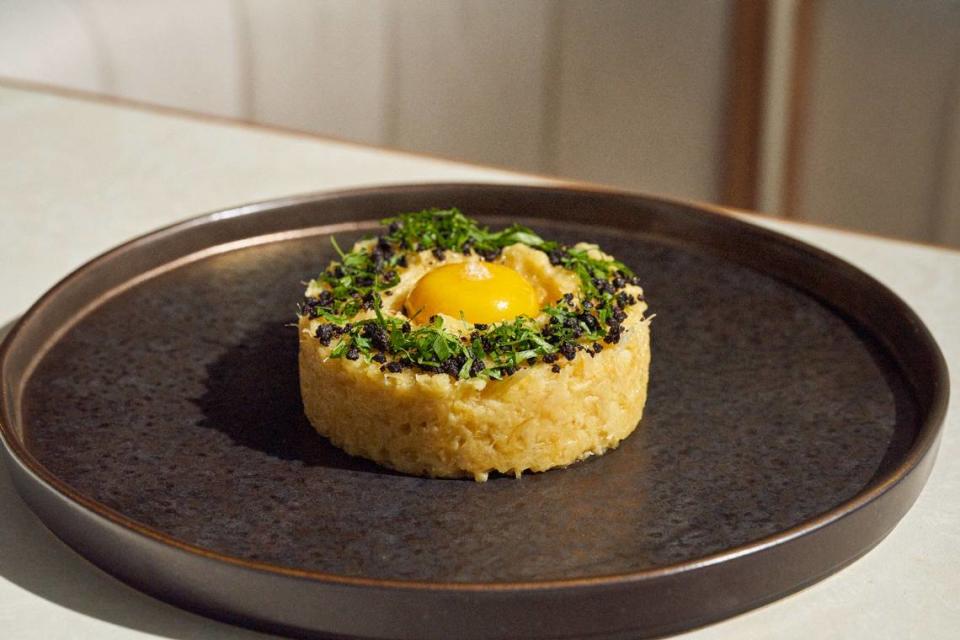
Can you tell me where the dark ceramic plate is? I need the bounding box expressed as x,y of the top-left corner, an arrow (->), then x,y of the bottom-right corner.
0,184 -> 948,640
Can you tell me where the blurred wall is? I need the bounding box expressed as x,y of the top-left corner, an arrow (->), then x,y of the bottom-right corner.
1,0 -> 958,247
0,0 -> 733,202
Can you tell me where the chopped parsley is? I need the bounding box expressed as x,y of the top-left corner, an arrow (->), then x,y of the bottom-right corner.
299,208 -> 645,379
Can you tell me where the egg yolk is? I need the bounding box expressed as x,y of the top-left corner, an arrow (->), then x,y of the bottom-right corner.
405,261 -> 540,324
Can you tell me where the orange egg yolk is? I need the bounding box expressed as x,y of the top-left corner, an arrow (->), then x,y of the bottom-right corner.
405,261 -> 540,324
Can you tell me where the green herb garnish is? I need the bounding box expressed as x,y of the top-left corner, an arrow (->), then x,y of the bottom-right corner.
299,208 -> 644,379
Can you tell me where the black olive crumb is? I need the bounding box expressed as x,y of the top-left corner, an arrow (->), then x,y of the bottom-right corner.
547,247 -> 567,265
559,342 -> 577,361
616,291 -> 635,307
314,324 -> 336,346
301,298 -> 319,316
316,290 -> 334,307
440,357 -> 461,377
361,323 -> 390,351
580,313 -> 600,332
478,247 -> 502,261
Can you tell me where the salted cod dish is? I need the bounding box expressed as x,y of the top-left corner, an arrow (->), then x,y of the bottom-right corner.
298,209 -> 651,481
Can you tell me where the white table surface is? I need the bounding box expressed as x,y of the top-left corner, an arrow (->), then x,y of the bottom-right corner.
0,83 -> 957,640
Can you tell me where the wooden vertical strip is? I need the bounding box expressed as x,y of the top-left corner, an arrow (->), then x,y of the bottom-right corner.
780,0 -> 817,219
722,0 -> 769,209
757,0 -> 799,216
928,30 -> 960,245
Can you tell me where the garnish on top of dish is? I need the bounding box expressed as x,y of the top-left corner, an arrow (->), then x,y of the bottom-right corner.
300,208 -> 644,379
297,208 -> 652,481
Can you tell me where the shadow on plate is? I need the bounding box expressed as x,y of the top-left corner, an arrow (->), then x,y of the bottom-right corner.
193,320 -> 403,476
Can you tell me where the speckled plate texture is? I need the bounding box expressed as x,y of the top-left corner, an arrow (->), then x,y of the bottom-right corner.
0,184 -> 948,640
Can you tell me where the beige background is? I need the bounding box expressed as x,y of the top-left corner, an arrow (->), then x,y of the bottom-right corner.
0,0 -> 958,246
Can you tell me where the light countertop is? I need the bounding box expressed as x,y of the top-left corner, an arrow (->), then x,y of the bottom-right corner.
1,84 -> 958,639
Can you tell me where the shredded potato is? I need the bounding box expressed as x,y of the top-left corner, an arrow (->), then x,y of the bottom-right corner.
298,243 -> 651,481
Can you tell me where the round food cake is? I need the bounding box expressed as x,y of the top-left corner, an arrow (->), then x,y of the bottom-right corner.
297,209 -> 651,481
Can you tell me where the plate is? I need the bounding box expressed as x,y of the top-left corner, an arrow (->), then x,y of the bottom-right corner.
0,184 -> 948,639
